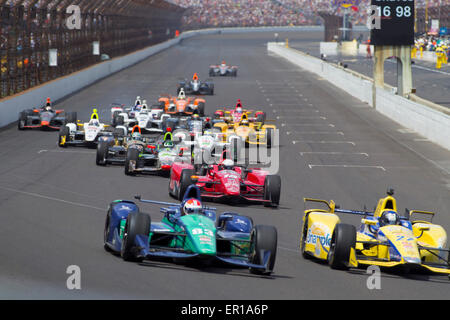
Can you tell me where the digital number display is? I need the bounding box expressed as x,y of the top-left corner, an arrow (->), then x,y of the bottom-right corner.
369,0 -> 414,45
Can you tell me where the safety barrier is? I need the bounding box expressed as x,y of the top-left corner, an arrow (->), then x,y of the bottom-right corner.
267,42 -> 450,151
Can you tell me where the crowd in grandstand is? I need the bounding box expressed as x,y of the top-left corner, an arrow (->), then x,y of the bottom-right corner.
169,0 -> 448,29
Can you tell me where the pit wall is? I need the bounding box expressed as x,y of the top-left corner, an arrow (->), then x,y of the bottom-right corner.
268,42 -> 450,151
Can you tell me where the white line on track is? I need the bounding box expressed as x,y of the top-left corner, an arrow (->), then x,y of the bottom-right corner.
287,131 -> 344,136
300,151 -> 368,156
293,140 -> 356,146
0,185 -> 104,211
38,149 -> 95,154
308,164 -> 386,171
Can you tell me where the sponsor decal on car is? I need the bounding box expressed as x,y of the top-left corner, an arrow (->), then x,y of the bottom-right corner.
306,223 -> 332,249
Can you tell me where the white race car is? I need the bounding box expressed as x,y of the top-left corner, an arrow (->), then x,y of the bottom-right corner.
58,109 -> 111,148
111,97 -> 170,133
209,61 -> 238,77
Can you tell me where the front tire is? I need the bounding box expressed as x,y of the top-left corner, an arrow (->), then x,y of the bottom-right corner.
96,141 -> 109,166
58,126 -> 70,148
121,212 -> 151,262
250,225 -> 277,275
125,148 -> 139,176
327,224 -> 356,270
178,168 -> 195,201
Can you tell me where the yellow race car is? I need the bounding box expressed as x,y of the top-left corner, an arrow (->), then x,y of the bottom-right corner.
213,112 -> 276,148
300,189 -> 450,276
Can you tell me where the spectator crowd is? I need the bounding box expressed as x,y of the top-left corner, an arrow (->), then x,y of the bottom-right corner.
169,0 -> 448,29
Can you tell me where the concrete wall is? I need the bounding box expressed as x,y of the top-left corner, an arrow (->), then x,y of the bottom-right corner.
267,42 -> 450,151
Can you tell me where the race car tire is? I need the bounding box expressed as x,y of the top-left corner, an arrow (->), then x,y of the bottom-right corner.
65,112 -> 77,124
178,168 -> 195,201
263,175 -> 281,207
111,111 -> 121,126
103,207 -> 114,253
229,137 -> 243,163
58,126 -> 70,148
197,102 -> 205,116
266,128 -> 274,149
209,69 -> 214,77
125,148 -> 139,176
327,223 -> 356,270
18,112 -> 27,130
250,225 -> 277,275
300,215 -> 312,259
168,168 -> 177,197
232,70 -> 237,77
114,115 -> 124,126
121,211 -> 151,262
96,141 -> 109,166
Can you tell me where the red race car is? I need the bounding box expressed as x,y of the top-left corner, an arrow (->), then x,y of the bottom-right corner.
169,158 -> 281,207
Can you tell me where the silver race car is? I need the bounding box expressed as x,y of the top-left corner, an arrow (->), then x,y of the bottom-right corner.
209,61 -> 238,77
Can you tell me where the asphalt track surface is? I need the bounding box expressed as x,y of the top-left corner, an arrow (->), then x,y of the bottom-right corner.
0,31 -> 450,299
288,31 -> 450,108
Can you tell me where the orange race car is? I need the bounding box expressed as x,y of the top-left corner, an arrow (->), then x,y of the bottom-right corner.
158,88 -> 206,116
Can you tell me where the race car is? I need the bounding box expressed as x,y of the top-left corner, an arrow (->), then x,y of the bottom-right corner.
214,112 -> 276,148
300,188 -> 450,276
169,157 -> 281,207
111,98 -> 170,132
18,98 -> 76,130
159,88 -> 206,116
96,125 -> 153,166
213,99 -> 266,125
58,109 -> 111,148
209,61 -> 238,77
103,184 -> 277,275
124,129 -> 192,176
177,73 -> 214,96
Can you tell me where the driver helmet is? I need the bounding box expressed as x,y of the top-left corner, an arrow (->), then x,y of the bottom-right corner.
379,210 -> 400,227
192,114 -> 200,120
132,132 -> 142,140
89,119 -> 99,126
221,159 -> 234,170
182,198 -> 202,215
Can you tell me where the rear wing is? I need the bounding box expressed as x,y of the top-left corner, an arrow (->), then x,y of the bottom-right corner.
303,198 -> 374,216
408,209 -> 435,223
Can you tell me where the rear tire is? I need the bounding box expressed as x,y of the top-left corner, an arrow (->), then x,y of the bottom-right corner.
18,112 -> 27,130
197,102 -> 205,116
65,112 -> 77,124
266,128 -> 274,149
263,175 -> 281,207
250,225 -> 277,275
114,115 -> 124,126
327,224 -> 356,270
121,212 -> 151,262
